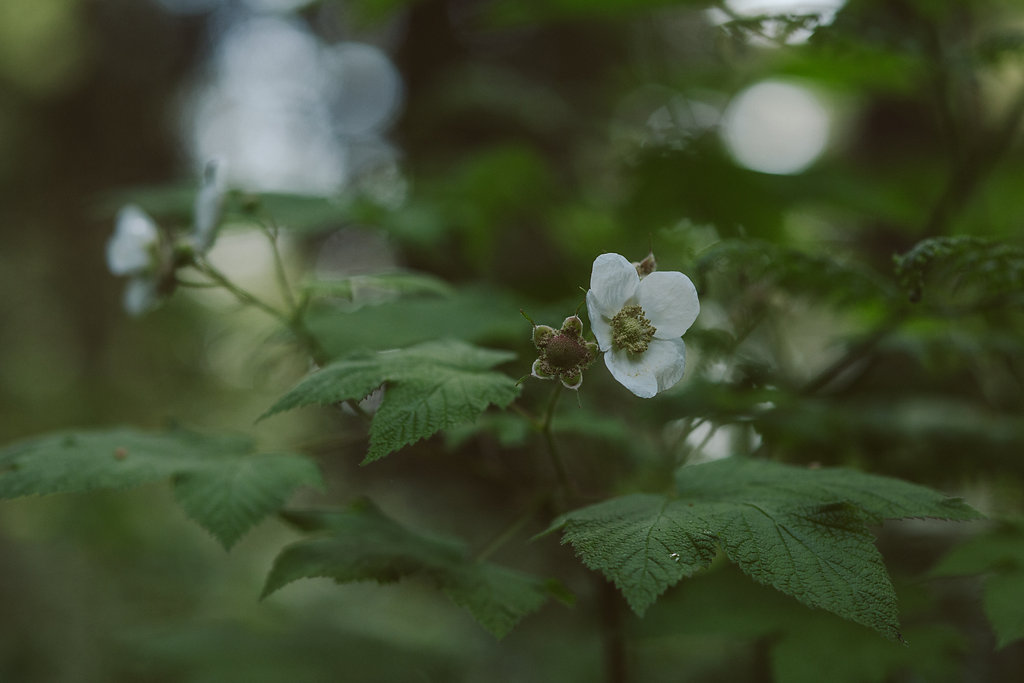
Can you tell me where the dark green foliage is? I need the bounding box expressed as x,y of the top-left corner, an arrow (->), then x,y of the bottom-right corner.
696,238 -> 897,306
306,287 -> 538,355
894,236 -> 1024,304
552,458 -> 981,638
0,428 -> 322,549
264,500 -> 572,637
635,568 -> 967,683
119,616 -> 466,683
262,340 -> 519,462
932,520 -> 1024,648
7,0 -> 1024,678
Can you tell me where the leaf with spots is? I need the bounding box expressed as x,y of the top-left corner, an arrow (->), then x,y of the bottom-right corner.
550,457 -> 981,639
0,428 -> 322,550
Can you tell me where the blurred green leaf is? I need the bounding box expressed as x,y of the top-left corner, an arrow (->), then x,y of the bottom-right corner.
301,271 -> 453,301
551,457 -> 981,638
983,570 -> 1024,649
770,617 -> 963,683
932,520 -> 1024,648
637,567 -> 965,682
262,340 -> 518,463
488,0 -> 706,25
307,286 -> 544,355
100,185 -> 350,234
120,615 -> 464,683
697,238 -> 897,306
0,428 -> 322,549
264,500 -> 571,637
894,235 -> 1024,305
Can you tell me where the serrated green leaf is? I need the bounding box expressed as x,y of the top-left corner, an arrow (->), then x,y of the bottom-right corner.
0,428 -> 322,550
173,453 -> 323,550
552,457 -> 981,639
262,340 -> 518,463
0,428 -> 231,497
674,457 -> 983,524
263,500 -> 569,638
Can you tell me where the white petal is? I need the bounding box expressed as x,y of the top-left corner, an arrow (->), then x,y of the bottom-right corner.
604,349 -> 658,398
638,271 -> 700,339
586,289 -> 614,351
604,338 -> 686,398
193,158 -> 227,252
123,277 -> 159,316
107,205 -> 158,275
588,253 -> 639,317
647,338 -> 687,393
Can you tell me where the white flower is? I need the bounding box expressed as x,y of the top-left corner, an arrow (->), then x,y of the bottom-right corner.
192,158 -> 227,252
122,276 -> 160,316
107,204 -> 165,316
106,204 -> 159,275
586,252 -> 700,398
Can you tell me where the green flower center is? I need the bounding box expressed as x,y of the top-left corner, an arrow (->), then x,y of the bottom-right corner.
611,304 -> 656,354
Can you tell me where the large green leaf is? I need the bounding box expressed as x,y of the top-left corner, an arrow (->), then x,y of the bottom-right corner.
263,500 -> 571,638
0,428 -> 322,549
173,452 -> 324,550
262,340 -> 518,463
551,457 -> 981,639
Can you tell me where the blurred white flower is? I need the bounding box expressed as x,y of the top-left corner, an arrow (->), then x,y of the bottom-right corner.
122,277 -> 161,317
192,158 -> 227,252
106,204 -> 159,275
586,253 -> 700,398
107,205 -> 165,316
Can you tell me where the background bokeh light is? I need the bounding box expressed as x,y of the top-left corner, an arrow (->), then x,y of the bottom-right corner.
721,80 -> 831,175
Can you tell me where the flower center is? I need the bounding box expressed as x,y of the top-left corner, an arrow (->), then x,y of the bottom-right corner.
545,334 -> 590,370
611,304 -> 656,354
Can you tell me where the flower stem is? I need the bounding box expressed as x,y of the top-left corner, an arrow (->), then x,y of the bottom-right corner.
474,495 -> 545,562
194,258 -> 333,367
261,219 -> 298,313
195,259 -> 291,325
540,383 -> 574,500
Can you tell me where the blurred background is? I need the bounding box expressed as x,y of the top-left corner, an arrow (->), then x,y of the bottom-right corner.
2,0 -> 1024,680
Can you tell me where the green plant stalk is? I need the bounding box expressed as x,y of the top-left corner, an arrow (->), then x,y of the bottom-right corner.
540,383 -> 573,499
194,258 -> 291,325
261,219 -> 298,313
